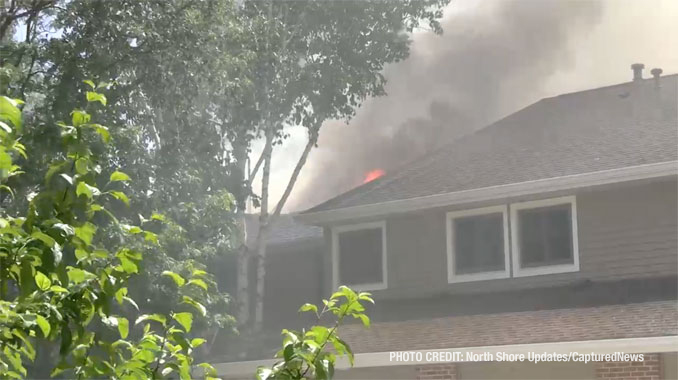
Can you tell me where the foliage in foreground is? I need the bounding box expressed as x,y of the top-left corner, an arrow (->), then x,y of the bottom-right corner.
257,286 -> 373,380
2,0 -> 238,340
0,88 -> 216,379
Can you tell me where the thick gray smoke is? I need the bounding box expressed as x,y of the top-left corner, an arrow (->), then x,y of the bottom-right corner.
289,1 -> 605,211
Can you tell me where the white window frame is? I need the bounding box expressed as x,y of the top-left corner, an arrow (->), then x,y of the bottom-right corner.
331,221 -> 387,291
446,205 -> 511,283
510,196 -> 580,277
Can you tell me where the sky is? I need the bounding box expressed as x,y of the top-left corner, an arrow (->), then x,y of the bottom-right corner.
254,0 -> 678,213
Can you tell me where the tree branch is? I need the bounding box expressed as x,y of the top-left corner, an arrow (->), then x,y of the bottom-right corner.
271,131 -> 317,220
246,149 -> 265,188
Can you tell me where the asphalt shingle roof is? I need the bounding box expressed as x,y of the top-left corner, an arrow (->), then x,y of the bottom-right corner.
340,301 -> 677,353
304,75 -> 678,213
245,214 -> 323,248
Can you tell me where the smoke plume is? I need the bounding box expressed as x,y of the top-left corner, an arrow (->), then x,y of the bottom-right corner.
288,1 -> 606,210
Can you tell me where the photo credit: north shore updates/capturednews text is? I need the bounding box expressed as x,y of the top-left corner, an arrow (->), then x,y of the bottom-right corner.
389,351 -> 645,364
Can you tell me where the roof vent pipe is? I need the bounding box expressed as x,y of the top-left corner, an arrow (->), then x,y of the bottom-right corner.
631,63 -> 644,81
651,68 -> 663,88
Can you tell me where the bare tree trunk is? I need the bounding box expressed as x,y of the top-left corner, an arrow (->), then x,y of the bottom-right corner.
253,124 -> 274,332
252,129 -> 317,331
233,140 -> 250,325
253,224 -> 268,331
272,133 -> 317,218
235,220 -> 249,324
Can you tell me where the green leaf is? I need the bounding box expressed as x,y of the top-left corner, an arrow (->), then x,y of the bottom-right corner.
31,230 -> 55,247
307,326 -> 331,344
109,191 -> 130,206
192,269 -> 208,277
162,271 -> 185,287
115,287 -> 128,305
191,338 -> 206,348
59,173 -> 73,185
135,314 -> 166,326
76,182 -> 100,198
0,96 -> 22,130
186,278 -> 208,290
75,157 -> 89,175
316,358 -> 332,380
75,222 -> 97,245
357,314 -> 370,328
298,303 -> 318,315
67,267 -> 95,284
121,224 -> 142,234
256,367 -> 273,380
92,248 -> 108,259
119,256 -> 138,274
316,358 -> 329,380
150,212 -> 166,222
181,296 -> 207,317
13,329 -> 35,360
91,124 -> 110,143
49,285 -> 68,293
0,149 -> 12,171
117,317 -> 129,339
83,80 -> 96,89
74,248 -> 88,261
0,120 -> 11,133
358,292 -> 375,304
123,296 -> 139,311
34,272 -> 51,290
172,312 -> 193,332
109,171 -> 131,182
86,91 -> 107,106
45,161 -> 67,184
144,231 -> 158,244
198,363 -> 217,377
101,315 -> 118,328
162,367 -> 174,377
35,315 -> 51,338
332,337 -> 353,365
71,109 -> 90,126
52,223 -> 75,237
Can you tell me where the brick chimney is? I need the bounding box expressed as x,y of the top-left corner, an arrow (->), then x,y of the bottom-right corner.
631,63 -> 644,81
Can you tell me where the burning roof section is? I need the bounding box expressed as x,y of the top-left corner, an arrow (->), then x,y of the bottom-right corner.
303,73 -> 678,214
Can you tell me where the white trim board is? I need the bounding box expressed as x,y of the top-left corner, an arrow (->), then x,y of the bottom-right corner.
296,161 -> 678,225
213,335 -> 678,375
510,196 -> 580,277
446,205 -> 511,283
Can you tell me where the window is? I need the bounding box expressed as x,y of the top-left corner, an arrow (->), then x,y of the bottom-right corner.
446,206 -> 510,283
331,221 -> 387,291
510,196 -> 579,277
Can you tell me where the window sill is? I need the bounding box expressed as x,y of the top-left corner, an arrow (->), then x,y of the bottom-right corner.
448,270 -> 510,284
339,282 -> 387,292
513,263 -> 580,278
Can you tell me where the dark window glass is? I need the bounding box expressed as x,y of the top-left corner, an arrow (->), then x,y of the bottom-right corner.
338,227 -> 383,286
518,204 -> 573,268
453,213 -> 505,274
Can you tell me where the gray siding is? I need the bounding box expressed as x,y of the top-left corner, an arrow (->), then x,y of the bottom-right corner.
325,178 -> 678,300
262,241 -> 323,330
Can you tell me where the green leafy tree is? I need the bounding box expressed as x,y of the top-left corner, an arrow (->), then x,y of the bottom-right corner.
232,0 -> 448,332
1,0 -> 451,345
256,286 -> 373,380
0,88 -> 217,379
1,0 -> 240,348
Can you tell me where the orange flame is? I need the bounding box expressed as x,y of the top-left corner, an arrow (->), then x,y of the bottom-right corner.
363,169 -> 385,184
